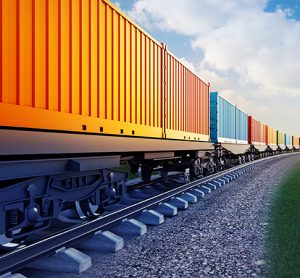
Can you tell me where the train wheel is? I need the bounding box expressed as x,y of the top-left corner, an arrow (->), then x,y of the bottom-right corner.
0,225 -> 42,251
216,157 -> 225,171
0,233 -> 26,251
205,159 -> 215,175
238,156 -> 242,165
197,159 -> 204,177
75,200 -> 104,220
193,158 -> 203,178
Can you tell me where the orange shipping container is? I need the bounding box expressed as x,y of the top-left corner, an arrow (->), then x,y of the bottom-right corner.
164,51 -> 209,141
293,136 -> 300,147
266,126 -> 277,145
0,0 -> 209,142
265,125 -> 268,145
0,0 -> 164,137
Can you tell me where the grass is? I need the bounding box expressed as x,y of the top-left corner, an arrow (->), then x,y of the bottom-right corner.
113,161 -> 138,180
267,165 -> 300,278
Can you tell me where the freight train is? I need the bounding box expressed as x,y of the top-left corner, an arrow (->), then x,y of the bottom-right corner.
0,0 -> 299,249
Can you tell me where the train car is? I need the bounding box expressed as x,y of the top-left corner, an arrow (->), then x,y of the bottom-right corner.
0,0 -> 213,248
265,125 -> 278,152
248,116 -> 267,153
0,0 -> 298,250
277,131 -> 285,150
285,134 -> 293,150
293,136 -> 300,150
210,92 -> 251,163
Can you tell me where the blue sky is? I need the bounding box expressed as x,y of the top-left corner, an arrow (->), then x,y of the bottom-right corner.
265,0 -> 300,19
112,0 -> 300,19
111,0 -> 300,135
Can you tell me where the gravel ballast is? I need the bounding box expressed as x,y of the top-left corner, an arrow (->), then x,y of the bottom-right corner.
22,154 -> 300,278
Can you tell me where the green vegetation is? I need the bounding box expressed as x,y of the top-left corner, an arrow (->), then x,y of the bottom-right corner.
268,165 -> 300,278
114,161 -> 138,180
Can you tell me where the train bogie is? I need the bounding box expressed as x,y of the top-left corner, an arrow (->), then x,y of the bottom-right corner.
0,155 -> 128,248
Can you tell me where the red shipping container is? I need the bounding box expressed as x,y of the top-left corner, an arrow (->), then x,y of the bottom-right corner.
248,116 -> 266,145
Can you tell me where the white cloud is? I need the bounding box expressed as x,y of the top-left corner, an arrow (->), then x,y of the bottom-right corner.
178,57 -> 196,73
128,0 -> 267,35
127,0 -> 300,135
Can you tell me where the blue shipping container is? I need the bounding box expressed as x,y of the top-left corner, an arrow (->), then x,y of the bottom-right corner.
285,133 -> 292,146
210,92 -> 248,144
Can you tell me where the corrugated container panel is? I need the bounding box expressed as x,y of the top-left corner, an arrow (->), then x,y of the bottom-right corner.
273,128 -> 277,145
265,125 -> 268,145
248,116 -> 266,145
235,106 -> 248,143
266,126 -> 277,145
285,133 -> 292,146
293,136 -> 300,147
210,92 -> 247,144
218,95 -> 235,140
219,93 -> 234,140
277,131 -> 285,145
165,51 -> 209,141
262,124 -> 267,144
210,93 -> 218,142
288,134 -> 292,146
0,0 -> 163,138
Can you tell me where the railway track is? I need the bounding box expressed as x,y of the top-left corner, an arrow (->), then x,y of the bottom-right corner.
0,152 -> 299,277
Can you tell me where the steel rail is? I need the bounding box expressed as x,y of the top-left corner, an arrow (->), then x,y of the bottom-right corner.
126,173 -> 184,191
0,152 -> 299,275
